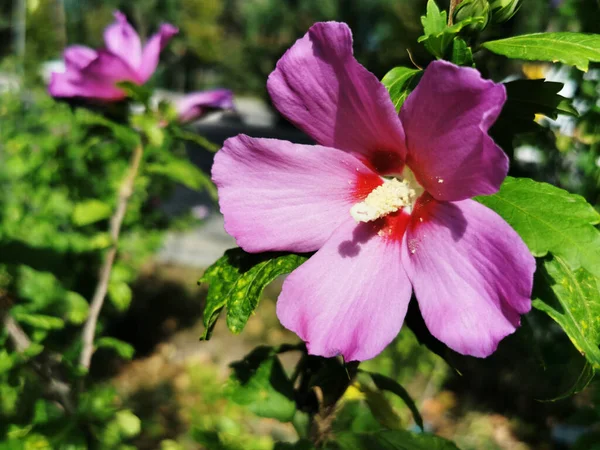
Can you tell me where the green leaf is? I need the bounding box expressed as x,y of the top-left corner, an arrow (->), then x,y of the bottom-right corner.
419,0 -> 484,60
490,79 -> 578,150
476,177 -> 600,278
356,379 -> 404,431
108,280 -> 133,312
96,337 -> 135,360
450,37 -> 474,66
63,291 -> 89,324
326,430 -> 461,450
421,0 -> 447,37
72,200 -> 112,227
533,256 -> 600,371
274,441 -> 316,450
76,109 -> 141,148
482,33 -> 600,71
116,81 -> 153,105
226,346 -> 296,422
0,351 -> 14,375
12,312 -> 64,330
199,248 -> 309,339
504,79 -> 577,120
363,372 -> 424,430
146,160 -> 216,198
114,410 -> 142,438
381,67 -> 421,112
171,127 -> 220,153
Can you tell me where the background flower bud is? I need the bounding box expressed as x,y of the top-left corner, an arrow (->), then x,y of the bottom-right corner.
453,0 -> 491,32
490,0 -> 523,23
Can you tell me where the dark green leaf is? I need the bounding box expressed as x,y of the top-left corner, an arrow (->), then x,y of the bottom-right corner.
96,337 -> 135,360
381,67 -> 421,111
116,81 -> 153,105
326,430 -> 461,450
490,79 -> 578,150
504,79 -> 577,120
482,33 -> 600,71
476,177 -> 600,278
199,248 -> 309,339
533,255 -> 600,371
450,37 -> 474,66
227,346 -> 296,422
274,440 -> 316,450
363,372 -> 424,430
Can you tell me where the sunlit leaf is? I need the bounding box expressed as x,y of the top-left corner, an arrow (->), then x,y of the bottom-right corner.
483,33 -> 600,71
476,177 -> 600,278
72,200 -> 112,227
95,337 -> 135,360
534,256 -> 600,371
381,67 -> 421,111
199,248 -> 308,339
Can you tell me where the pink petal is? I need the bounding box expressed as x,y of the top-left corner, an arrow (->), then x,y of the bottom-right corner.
48,70 -> 126,101
267,22 -> 406,174
83,50 -> 140,84
138,23 -> 178,83
103,11 -> 142,70
277,216 -> 413,362
175,89 -> 234,123
212,135 -> 383,253
400,61 -> 508,201
63,45 -> 97,70
403,197 -> 535,357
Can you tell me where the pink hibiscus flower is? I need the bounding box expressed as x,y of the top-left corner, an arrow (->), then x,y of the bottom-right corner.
49,11 -> 178,101
175,89 -> 235,123
212,22 -> 536,361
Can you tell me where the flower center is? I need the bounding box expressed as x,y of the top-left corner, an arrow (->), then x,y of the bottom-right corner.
350,167 -> 424,223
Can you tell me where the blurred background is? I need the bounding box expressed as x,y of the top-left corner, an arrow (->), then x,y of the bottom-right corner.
0,0 -> 599,449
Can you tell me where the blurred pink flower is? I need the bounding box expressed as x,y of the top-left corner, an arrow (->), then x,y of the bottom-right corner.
212,22 -> 535,362
175,89 -> 234,123
49,11 -> 177,101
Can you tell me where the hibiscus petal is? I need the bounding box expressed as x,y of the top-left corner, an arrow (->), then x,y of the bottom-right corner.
83,50 -> 140,84
48,70 -> 126,100
175,89 -> 234,123
277,218 -> 412,362
138,23 -> 178,83
63,45 -> 97,70
212,135 -> 383,253
103,11 -> 142,70
400,60 -> 508,201
267,22 -> 406,173
403,197 -> 535,357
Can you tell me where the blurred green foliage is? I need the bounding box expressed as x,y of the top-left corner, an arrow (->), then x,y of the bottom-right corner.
0,85 -> 213,446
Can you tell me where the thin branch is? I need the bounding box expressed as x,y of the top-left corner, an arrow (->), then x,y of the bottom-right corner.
3,314 -> 75,413
4,314 -> 31,352
79,144 -> 144,370
448,0 -> 464,25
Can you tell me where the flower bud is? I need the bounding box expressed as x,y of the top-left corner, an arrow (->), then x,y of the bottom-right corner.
453,0 -> 491,32
490,0 -> 522,23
